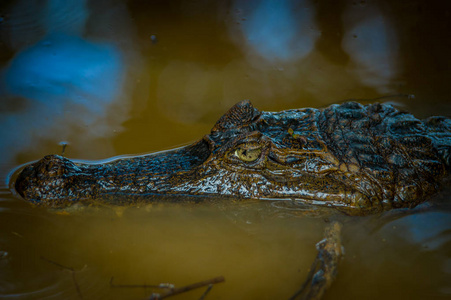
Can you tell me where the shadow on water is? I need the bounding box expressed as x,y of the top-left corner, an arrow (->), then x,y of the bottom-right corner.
0,0 -> 451,299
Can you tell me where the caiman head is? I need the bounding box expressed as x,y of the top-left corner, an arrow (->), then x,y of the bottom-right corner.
14,100 -> 450,213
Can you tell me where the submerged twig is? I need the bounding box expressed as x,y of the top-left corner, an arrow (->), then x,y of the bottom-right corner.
110,276 -> 224,300
59,142 -> 68,156
289,221 -> 343,300
110,277 -> 173,289
40,256 -> 83,299
198,284 -> 214,300
155,276 -> 225,299
41,256 -> 74,271
289,256 -> 321,300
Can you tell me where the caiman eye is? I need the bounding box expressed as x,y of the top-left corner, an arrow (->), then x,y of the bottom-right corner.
234,147 -> 262,162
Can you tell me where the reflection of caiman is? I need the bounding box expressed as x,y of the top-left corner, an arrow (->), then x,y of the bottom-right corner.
13,100 -> 451,299
15,100 -> 451,212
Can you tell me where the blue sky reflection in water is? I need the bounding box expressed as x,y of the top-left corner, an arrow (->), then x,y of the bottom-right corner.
386,212 -> 451,251
237,0 -> 318,62
158,0 -> 402,125
0,0 -> 135,176
341,4 -> 399,93
4,34 -> 124,113
232,0 -> 398,92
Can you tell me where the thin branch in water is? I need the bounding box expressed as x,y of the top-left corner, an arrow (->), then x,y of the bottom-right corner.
288,257 -> 321,300
110,276 -> 224,299
110,277 -> 173,289
41,256 -> 75,271
71,272 -> 83,299
155,276 -> 225,299
59,141 -> 68,156
198,284 -> 214,300
289,221 -> 343,300
40,256 -> 83,299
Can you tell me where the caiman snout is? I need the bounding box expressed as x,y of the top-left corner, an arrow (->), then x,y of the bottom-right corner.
14,140 -> 213,205
15,155 -> 90,205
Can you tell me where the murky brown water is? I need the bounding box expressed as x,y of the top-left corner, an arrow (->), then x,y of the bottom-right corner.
1,0 -> 450,299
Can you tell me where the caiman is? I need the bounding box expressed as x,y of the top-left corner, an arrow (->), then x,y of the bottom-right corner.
12,100 -> 451,299
15,100 -> 451,211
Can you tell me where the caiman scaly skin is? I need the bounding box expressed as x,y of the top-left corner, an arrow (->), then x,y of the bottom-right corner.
14,101 -> 451,213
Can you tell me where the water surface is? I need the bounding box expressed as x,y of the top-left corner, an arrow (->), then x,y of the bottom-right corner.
0,0 -> 450,299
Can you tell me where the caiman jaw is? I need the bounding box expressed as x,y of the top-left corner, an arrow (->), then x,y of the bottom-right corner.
258,149 -> 373,209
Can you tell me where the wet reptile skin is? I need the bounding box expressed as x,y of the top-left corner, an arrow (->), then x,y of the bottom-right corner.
14,101 -> 451,214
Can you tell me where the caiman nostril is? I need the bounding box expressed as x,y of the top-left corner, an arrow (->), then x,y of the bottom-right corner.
36,155 -> 81,177
43,158 -> 65,177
